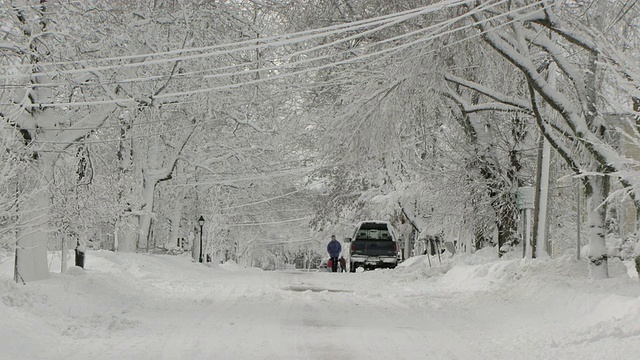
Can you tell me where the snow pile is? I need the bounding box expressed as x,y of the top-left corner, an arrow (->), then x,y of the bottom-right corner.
397,247 -> 640,357
395,246 -> 500,282
1,277 -> 46,307
397,246 -> 636,287
218,259 -> 242,271
65,266 -> 86,276
574,294 -> 640,343
397,246 -> 640,319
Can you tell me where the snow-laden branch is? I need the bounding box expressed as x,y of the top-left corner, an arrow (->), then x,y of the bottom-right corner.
0,43 -> 26,54
518,24 -> 590,111
526,80 -> 581,177
444,73 -> 532,113
531,10 -> 599,52
225,111 -> 271,133
89,71 -> 133,108
153,24 -> 190,97
474,13 -> 617,168
446,70 -> 575,147
522,22 -> 607,140
51,105 -> 116,151
464,103 -> 531,113
441,87 -> 479,143
442,79 -> 533,133
145,121 -> 199,182
591,33 -> 640,102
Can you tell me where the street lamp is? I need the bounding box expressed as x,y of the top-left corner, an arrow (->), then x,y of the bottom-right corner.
198,215 -> 205,263
234,242 -> 238,262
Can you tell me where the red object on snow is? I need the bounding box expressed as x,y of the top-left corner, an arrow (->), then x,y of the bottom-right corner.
327,259 -> 333,269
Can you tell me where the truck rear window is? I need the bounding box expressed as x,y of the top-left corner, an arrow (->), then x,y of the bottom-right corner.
355,224 -> 392,240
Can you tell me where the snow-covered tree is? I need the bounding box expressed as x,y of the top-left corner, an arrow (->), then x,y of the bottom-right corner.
458,0 -> 640,278
1,1 -> 118,281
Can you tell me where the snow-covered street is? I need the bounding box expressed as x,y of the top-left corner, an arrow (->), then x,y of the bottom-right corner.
2,249 -> 640,360
2,1 -> 640,359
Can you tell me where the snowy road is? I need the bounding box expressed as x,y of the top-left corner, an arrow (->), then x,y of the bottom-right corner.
63,269 -> 478,360
2,250 -> 640,360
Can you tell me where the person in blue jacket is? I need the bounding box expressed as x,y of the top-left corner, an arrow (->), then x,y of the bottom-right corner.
326,235 -> 342,273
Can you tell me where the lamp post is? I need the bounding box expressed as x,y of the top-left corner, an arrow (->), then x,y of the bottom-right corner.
234,242 -> 238,262
198,215 -> 205,263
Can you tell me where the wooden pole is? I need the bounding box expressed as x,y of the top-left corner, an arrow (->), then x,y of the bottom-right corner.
61,233 -> 67,274
577,181 -> 581,260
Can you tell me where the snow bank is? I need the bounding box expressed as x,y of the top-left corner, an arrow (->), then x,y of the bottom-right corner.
1,277 -> 46,307
395,246 -> 640,327
218,259 -> 242,271
398,247 -> 637,286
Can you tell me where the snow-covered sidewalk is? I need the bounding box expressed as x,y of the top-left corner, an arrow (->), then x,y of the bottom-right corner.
1,249 -> 639,359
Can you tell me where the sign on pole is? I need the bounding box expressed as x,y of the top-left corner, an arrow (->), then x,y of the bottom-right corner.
517,186 -> 535,258
517,186 -> 535,210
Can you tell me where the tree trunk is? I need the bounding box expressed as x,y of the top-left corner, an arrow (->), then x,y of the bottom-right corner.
139,175 -> 157,252
169,190 -> 185,248
116,217 -> 138,252
585,175 -> 609,279
136,126 -> 195,252
15,153 -> 59,282
16,191 -> 50,282
634,98 -> 640,235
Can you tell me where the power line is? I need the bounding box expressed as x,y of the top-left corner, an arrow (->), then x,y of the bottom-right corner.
219,189 -> 303,210
2,0 -> 541,109
341,0 -> 547,79
29,124 -> 198,145
0,5 -> 468,93
1,114 -> 194,132
0,0 -> 473,76
225,216 -> 312,227
0,0 -> 509,91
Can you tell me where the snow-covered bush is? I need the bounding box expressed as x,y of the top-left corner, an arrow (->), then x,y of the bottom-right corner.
620,233 -> 640,260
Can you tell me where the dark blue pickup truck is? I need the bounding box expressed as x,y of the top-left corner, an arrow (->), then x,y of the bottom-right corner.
345,221 -> 398,272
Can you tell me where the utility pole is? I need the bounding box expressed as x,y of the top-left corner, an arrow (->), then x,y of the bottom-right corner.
577,182 -> 581,260
532,61 -> 555,258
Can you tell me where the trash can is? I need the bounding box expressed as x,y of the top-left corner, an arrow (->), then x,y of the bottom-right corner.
75,249 -> 85,269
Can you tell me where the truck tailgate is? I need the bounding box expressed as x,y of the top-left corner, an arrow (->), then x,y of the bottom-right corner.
351,240 -> 395,256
